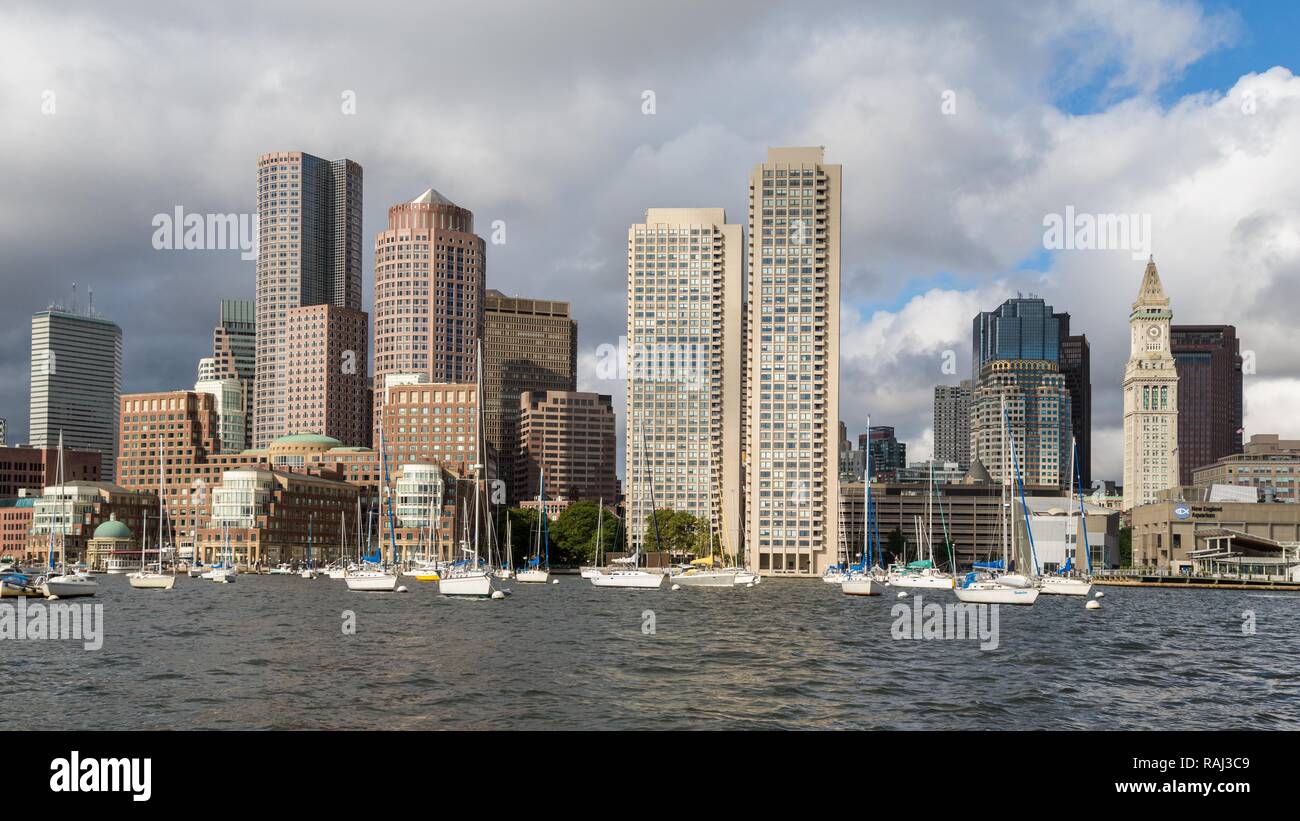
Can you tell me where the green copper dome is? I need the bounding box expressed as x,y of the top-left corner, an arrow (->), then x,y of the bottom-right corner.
93,514 -> 132,540
271,433 -> 344,448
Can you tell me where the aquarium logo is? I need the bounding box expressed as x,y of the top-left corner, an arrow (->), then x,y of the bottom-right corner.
1174,504 -> 1192,520
890,594 -> 999,650
0,598 -> 104,651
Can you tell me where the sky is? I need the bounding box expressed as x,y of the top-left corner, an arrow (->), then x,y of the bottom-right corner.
1,0 -> 1298,483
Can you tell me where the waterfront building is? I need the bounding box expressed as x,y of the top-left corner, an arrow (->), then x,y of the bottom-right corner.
202,299 -> 255,450
29,305 -> 123,480
0,445 -> 101,497
372,188 -> 486,444
627,207 -> 744,558
744,147 -> 842,577
1131,496 -> 1300,571
1191,434 -> 1300,503
933,380 -> 972,472
483,290 -> 577,501
0,496 -> 34,558
284,303 -> 370,447
1122,257 -> 1180,511
24,481 -> 156,567
1171,324 -> 1243,485
377,382 -> 490,480
254,151 -> 363,448
518,390 -> 617,504
839,480 -> 1119,571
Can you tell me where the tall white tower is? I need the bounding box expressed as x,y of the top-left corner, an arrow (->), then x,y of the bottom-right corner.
1122,257 -> 1179,512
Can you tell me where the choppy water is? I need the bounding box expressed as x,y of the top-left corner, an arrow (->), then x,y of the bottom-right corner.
3,574 -> 1297,730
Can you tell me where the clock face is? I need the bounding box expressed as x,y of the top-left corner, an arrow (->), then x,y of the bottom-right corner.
1147,325 -> 1162,339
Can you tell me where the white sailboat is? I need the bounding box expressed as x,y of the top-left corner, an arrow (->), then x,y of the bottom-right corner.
579,498 -> 609,579
41,432 -> 98,599
591,441 -> 664,590
129,435 -> 176,590
515,472 -> 551,583
207,523 -> 237,583
436,341 -> 497,598
675,439 -> 743,589
843,419 -> 887,596
955,395 -> 1039,605
886,462 -> 955,590
1040,438 -> 1094,597
346,430 -> 399,592
494,517 -> 514,580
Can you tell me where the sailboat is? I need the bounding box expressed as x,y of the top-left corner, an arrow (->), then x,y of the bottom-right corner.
674,436 -> 741,589
41,432 -> 99,599
955,395 -> 1039,605
516,472 -> 551,583
886,462 -> 955,590
404,486 -> 442,581
1040,438 -> 1094,596
346,429 -> 399,592
579,499 -> 606,579
300,515 -> 318,578
591,441 -> 664,590
843,421 -> 887,596
129,435 -> 176,589
437,341 -> 497,598
208,522 -> 237,583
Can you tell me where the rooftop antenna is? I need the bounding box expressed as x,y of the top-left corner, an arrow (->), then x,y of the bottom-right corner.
71,282 -> 77,313
88,287 -> 94,316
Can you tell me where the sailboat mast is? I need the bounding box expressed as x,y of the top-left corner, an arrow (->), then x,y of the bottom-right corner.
863,414 -> 871,567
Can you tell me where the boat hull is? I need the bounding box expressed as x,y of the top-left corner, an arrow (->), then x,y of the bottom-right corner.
0,578 -> 44,597
438,572 -> 493,597
515,569 -> 550,583
673,571 -> 736,588
579,567 -> 602,579
1039,577 -> 1093,596
345,573 -> 399,592
954,585 -> 1039,605
42,575 -> 99,598
889,574 -> 955,590
590,571 -> 664,589
208,570 -> 237,584
127,573 -> 176,590
841,577 -> 886,596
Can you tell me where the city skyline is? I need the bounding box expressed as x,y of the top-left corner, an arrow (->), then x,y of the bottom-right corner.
4,2 -> 1300,485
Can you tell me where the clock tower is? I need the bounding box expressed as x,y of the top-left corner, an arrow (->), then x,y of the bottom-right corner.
1122,256 -> 1180,518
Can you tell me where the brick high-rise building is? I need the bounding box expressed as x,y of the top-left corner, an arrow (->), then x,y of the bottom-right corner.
284,304 -> 370,448
254,151 -> 362,448
484,290 -> 577,502
744,147 -> 841,576
372,188 -> 486,446
1171,324 -> 1242,485
377,382 -> 488,479
117,391 -> 222,556
519,390 -> 617,504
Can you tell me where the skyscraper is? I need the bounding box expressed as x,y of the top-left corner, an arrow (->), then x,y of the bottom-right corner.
627,208 -> 743,558
284,304 -> 370,447
860,426 -> 906,480
933,379 -> 972,471
483,290 -> 577,501
1171,325 -> 1242,485
253,151 -> 363,448
1123,257 -> 1180,510
373,189 -> 486,443
970,297 -> 1076,489
1058,321 -> 1092,487
744,147 -> 841,577
29,306 -> 123,480
519,390 -> 617,504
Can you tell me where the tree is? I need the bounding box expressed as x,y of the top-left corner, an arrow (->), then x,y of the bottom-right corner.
551,500 -> 621,565
646,508 -> 709,556
884,527 -> 905,567
495,507 -> 546,566
1118,525 -> 1132,568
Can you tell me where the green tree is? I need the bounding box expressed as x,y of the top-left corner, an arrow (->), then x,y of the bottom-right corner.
551,500 -> 621,564
884,527 -> 905,566
495,507 -> 546,567
646,508 -> 710,557
1118,525 -> 1132,567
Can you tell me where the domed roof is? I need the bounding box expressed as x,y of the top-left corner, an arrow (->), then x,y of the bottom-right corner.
270,433 -> 344,448
93,514 -> 132,540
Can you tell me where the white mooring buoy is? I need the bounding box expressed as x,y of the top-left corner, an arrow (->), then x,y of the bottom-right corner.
671,584 -> 681,591
746,582 -> 754,588
1094,591 -> 1104,598
552,579 -> 559,585
491,590 -> 506,600
897,592 -> 908,599
1086,600 -> 1101,610
396,585 -> 408,593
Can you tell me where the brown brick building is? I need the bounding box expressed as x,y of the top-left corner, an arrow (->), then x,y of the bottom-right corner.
1171,325 -> 1243,485
0,445 -> 101,497
518,390 -> 617,504
285,304 -> 370,448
